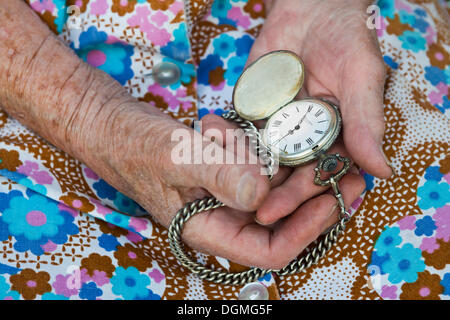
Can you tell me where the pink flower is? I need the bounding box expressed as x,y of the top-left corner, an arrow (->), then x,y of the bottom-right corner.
420,237 -> 439,253
17,161 -> 53,185
41,240 -> 58,253
149,269 -> 165,283
151,11 -> 169,27
425,25 -> 436,45
126,231 -> 143,243
227,7 -> 251,29
395,0 -> 412,13
90,0 -> 108,15
428,83 -> 448,105
434,205 -> 450,241
129,217 -> 148,233
398,215 -> 416,230
53,274 -> 79,297
147,84 -> 191,111
127,7 -> 171,47
380,285 -> 397,299
83,166 -> 99,180
30,0 -> 55,13
169,1 -> 183,15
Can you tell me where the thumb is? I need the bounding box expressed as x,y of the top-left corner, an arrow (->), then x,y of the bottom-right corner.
165,127 -> 270,212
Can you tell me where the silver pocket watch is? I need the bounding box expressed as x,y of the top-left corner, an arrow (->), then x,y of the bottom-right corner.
168,50 -> 353,285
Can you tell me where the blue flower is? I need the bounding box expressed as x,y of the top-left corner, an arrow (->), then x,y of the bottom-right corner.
375,226 -> 402,255
425,166 -> 443,181
42,292 -> 69,300
53,0 -> 68,34
417,180 -> 450,210
369,251 -> 390,275
258,273 -> 272,282
93,179 -> 118,201
18,177 -> 47,195
225,55 -> 247,86
1,192 -> 78,255
235,35 -> 254,57
111,267 -> 150,300
98,233 -> 120,252
424,66 -> 448,85
363,172 -> 375,191
0,263 -> 20,276
377,0 -> 395,19
79,282 -> 103,300
113,194 -> 143,217
198,54 -> 224,85
382,243 -> 425,284
134,289 -> 161,300
383,55 -> 398,70
162,57 -> 196,90
0,169 -> 26,186
398,11 -> 416,26
435,96 -> 450,114
213,34 -> 236,58
0,276 -> 19,300
441,273 -> 450,296
412,18 -> 429,33
198,108 -> 225,119
74,26 -> 134,85
414,216 -> 436,237
160,24 -> 190,61
218,17 -> 237,27
211,0 -> 232,19
399,31 -> 426,53
414,8 -> 427,17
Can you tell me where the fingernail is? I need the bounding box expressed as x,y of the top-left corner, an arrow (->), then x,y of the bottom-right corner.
254,216 -> 268,226
380,146 -> 395,176
328,203 -> 339,218
237,172 -> 257,209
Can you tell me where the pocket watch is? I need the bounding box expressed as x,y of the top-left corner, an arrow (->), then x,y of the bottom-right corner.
168,50 -> 353,285
232,50 -> 342,168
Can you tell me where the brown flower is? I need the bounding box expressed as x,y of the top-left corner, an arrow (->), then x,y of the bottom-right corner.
244,0 -> 266,19
60,192 -> 95,213
422,238 -> 450,270
67,0 -> 89,13
386,14 -> 414,36
209,66 -> 225,87
81,253 -> 115,278
139,92 -> 170,111
111,0 -> 138,16
400,270 -> 444,300
114,243 -> 152,271
0,148 -> 23,172
98,219 -> 129,237
10,269 -> 51,300
439,157 -> 450,175
427,43 -> 449,69
148,0 -> 176,11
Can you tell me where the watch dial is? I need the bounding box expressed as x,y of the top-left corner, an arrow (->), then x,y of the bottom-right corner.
264,100 -> 332,156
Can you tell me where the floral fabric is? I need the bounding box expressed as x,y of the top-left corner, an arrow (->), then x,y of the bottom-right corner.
0,0 -> 448,300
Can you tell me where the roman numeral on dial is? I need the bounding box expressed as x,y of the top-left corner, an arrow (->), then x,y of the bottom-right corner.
314,130 -> 324,134
273,120 -> 282,127
315,110 -> 324,117
294,142 -> 301,152
282,112 -> 289,118
306,138 -> 314,145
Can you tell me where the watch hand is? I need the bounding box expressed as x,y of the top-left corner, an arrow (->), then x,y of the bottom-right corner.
272,129 -> 293,146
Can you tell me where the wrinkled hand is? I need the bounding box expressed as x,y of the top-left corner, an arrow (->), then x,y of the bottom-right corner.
241,0 -> 393,225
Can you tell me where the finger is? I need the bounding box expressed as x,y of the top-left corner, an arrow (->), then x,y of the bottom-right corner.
266,171 -> 365,269
181,170 -> 364,269
339,50 -> 392,179
255,141 -> 351,225
165,127 -> 270,212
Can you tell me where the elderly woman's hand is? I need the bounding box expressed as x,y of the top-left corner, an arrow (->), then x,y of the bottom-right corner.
239,0 -> 393,225
0,0 -> 366,269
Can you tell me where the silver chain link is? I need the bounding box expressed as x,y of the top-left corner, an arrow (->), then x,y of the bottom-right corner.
168,110 -> 352,285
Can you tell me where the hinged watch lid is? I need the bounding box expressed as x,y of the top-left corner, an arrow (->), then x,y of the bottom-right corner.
232,50 -> 305,121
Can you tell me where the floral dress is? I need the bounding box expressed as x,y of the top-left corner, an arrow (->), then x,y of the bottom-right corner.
0,0 -> 448,300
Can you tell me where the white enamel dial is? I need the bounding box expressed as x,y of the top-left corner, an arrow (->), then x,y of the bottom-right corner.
262,99 -> 340,166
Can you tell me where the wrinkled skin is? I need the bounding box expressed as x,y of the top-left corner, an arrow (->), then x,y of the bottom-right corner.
0,0 -> 389,269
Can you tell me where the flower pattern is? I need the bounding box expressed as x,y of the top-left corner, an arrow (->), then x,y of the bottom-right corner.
0,0 -> 444,300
